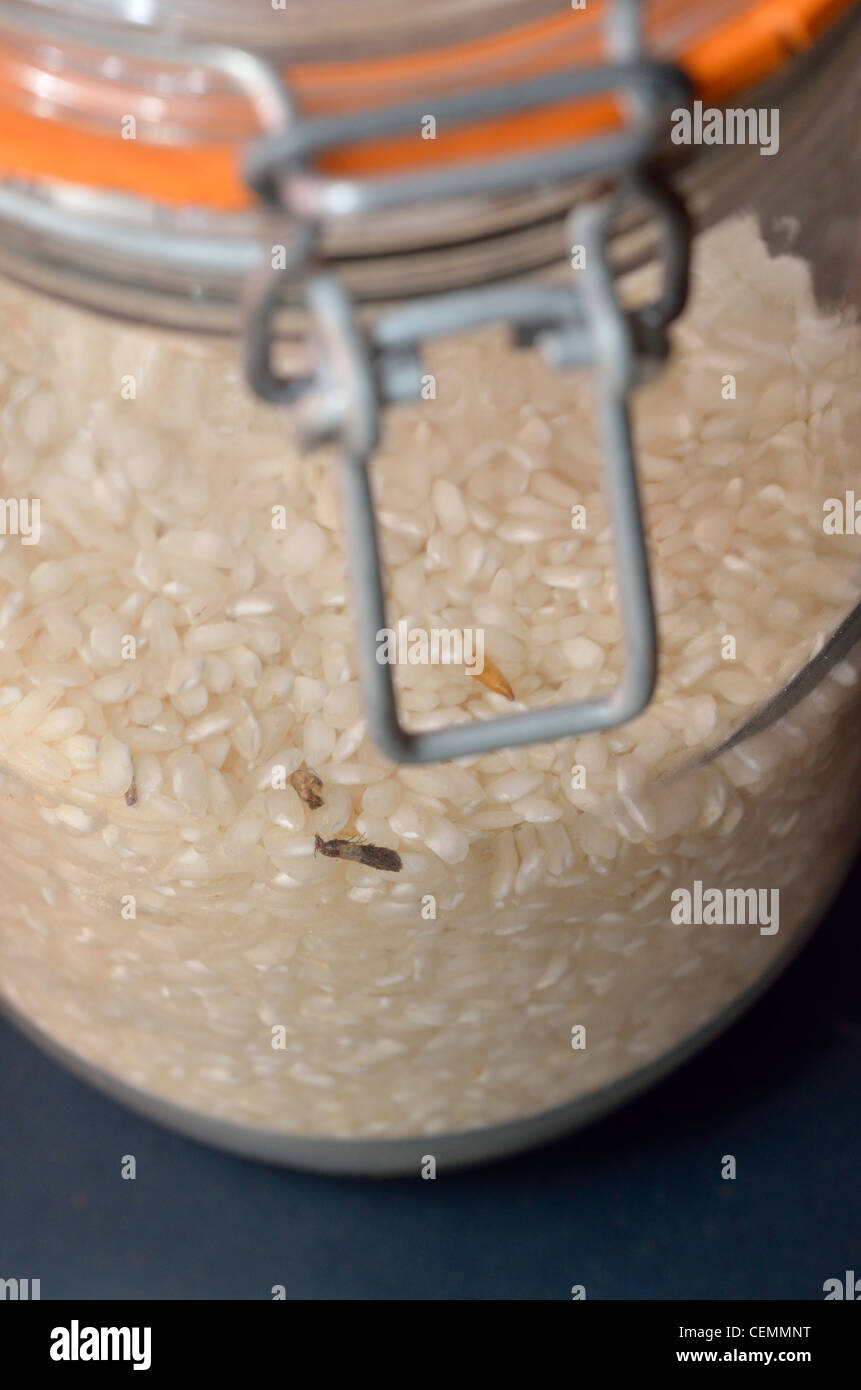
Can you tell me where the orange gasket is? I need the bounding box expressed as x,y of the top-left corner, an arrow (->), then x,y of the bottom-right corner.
0,0 -> 852,210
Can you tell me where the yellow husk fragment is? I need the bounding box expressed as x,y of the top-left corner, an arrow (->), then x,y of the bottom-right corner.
470,658 -> 514,701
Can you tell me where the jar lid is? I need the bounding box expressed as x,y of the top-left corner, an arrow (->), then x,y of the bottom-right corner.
0,0 -> 854,336
0,0 -> 851,209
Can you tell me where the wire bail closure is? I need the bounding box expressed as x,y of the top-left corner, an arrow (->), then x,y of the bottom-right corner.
242,0 -> 692,764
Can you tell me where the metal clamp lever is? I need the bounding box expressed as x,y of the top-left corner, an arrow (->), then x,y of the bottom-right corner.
241,0 -> 692,763
245,186 -> 675,763
244,58 -> 689,219
363,204 -> 655,764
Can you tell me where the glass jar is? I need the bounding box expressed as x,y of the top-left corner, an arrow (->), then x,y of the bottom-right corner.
0,0 -> 859,1173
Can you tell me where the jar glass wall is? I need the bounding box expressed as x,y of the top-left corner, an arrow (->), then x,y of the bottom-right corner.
0,3 -> 858,1172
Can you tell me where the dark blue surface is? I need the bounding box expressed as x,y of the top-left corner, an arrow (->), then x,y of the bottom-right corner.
1,853 -> 859,1301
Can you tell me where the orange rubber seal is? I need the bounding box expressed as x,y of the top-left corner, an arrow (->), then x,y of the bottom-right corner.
0,0 -> 852,211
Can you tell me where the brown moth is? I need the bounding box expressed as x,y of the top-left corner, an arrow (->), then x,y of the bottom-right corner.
289,764 -> 324,809
314,833 -> 402,874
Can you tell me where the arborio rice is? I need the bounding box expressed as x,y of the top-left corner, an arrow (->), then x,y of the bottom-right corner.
0,215 -> 859,1139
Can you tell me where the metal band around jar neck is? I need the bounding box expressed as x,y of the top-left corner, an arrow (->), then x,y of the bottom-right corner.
241,0 -> 692,763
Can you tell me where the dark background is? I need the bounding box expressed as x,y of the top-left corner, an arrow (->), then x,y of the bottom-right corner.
1,854 -> 858,1302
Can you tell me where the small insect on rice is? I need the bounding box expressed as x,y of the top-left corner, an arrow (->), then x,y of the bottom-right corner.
290,764 -> 324,809
125,775 -> 137,807
314,833 -> 402,874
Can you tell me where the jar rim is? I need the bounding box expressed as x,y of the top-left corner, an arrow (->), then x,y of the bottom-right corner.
0,0 -> 851,209
0,0 -> 855,335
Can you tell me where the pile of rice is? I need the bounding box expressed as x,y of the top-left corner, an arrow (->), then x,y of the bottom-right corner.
0,215 -> 859,1139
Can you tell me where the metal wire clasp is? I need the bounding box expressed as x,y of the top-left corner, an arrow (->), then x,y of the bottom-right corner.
241,0 -> 691,764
